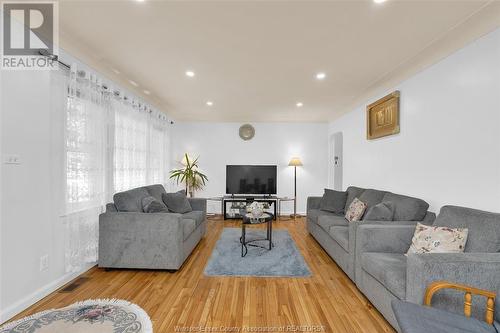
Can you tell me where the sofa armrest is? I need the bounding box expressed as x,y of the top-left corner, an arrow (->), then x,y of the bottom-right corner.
406,253 -> 500,321
356,224 -> 415,254
99,212 -> 184,269
307,196 -> 322,211
188,198 -> 207,216
350,220 -> 418,260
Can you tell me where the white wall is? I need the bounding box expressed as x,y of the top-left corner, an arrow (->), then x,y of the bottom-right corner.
0,55 -> 169,323
171,122 -> 329,214
0,70 -> 88,322
329,28 -> 500,213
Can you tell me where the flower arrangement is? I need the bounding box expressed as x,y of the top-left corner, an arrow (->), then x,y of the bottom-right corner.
248,201 -> 264,218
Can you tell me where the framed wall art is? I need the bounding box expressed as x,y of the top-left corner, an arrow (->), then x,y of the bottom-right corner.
366,90 -> 400,140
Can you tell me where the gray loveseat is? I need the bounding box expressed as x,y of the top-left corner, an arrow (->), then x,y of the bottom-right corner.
99,184 -> 207,270
356,205 -> 500,329
307,186 -> 435,280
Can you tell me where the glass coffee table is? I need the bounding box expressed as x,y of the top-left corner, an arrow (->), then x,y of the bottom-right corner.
240,212 -> 274,257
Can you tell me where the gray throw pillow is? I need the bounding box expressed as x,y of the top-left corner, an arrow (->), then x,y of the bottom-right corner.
142,196 -> 169,213
320,189 -> 348,214
162,191 -> 192,214
113,187 -> 150,212
363,201 -> 395,221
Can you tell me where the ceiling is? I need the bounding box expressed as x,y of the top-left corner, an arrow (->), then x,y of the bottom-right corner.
58,0 -> 499,122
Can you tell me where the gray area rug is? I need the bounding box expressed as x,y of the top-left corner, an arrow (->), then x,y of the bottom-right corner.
204,228 -> 311,277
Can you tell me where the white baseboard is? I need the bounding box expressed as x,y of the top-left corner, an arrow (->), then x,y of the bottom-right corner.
0,262 -> 96,324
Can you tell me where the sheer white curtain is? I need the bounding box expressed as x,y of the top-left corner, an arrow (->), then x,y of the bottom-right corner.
147,114 -> 169,185
54,61 -> 169,273
63,64 -> 108,272
112,95 -> 149,192
112,95 -> 169,192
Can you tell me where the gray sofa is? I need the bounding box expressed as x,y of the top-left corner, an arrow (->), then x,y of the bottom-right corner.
99,184 -> 207,270
356,205 -> 500,329
307,186 -> 435,280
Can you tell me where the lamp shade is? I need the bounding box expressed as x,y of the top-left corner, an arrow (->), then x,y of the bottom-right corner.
288,157 -> 303,166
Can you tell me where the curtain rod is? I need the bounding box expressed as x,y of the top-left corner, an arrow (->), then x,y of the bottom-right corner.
38,49 -> 70,70
37,49 -> 173,124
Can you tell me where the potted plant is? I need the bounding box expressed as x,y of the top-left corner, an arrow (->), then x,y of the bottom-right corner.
169,153 -> 208,197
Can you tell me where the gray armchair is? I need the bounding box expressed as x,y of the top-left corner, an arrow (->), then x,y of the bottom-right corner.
99,184 -> 207,270
307,186 -> 435,280
356,205 -> 500,329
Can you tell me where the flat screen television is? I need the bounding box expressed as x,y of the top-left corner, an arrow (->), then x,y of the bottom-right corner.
226,165 -> 277,195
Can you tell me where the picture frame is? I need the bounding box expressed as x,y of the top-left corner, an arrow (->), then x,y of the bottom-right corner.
366,90 -> 400,140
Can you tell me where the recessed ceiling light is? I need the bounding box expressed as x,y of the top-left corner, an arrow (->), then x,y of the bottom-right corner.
185,70 -> 195,78
129,80 -> 138,87
374,0 -> 386,3
143,90 -> 151,95
206,101 -> 213,106
111,68 -> 120,74
315,72 -> 326,80
135,0 -> 145,2
296,102 -> 303,108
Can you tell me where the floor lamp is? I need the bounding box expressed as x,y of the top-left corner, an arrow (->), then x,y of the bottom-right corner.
288,157 -> 303,220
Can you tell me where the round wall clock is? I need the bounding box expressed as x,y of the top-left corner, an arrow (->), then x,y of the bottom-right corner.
239,124 -> 255,141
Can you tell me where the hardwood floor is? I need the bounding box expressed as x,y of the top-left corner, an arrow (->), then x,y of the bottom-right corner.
12,217 -> 394,332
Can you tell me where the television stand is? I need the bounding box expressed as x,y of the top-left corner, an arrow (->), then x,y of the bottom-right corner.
223,196 -> 278,220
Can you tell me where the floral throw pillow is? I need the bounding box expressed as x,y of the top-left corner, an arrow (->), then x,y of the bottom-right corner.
345,198 -> 367,222
407,223 -> 468,255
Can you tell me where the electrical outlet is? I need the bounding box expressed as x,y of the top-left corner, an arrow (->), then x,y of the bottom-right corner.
3,154 -> 21,165
40,255 -> 49,271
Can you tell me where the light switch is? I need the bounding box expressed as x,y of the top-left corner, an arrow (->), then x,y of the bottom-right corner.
3,154 -> 21,164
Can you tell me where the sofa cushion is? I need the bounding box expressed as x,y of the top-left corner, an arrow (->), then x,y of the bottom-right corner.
364,201 -> 395,221
106,203 -> 118,213
329,226 -> 349,252
362,252 -> 407,299
383,192 -> 429,221
317,215 -> 348,232
144,184 -> 167,202
434,206 -> 500,253
182,211 -> 204,227
308,209 -> 340,224
182,219 -> 196,240
162,192 -> 192,214
392,300 -> 497,333
359,189 -> 387,211
141,196 -> 169,213
345,198 -> 367,222
344,186 -> 366,212
407,223 -> 468,255
113,187 -> 149,212
320,189 -> 348,214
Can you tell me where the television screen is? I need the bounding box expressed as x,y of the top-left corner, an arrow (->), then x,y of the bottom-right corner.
226,165 -> 277,195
